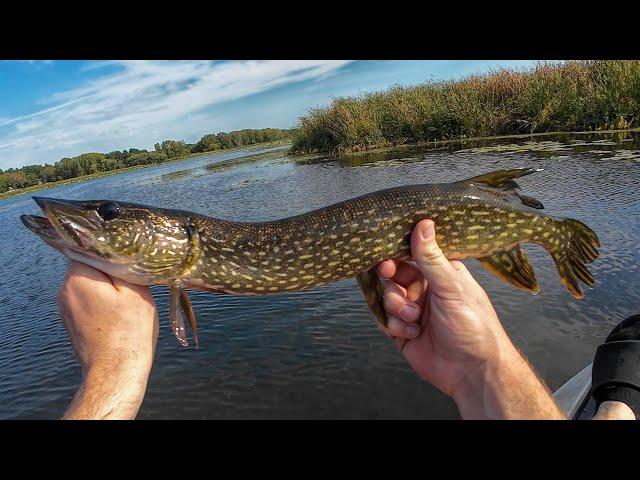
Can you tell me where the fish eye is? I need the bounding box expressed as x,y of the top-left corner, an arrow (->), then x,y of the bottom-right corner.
97,201 -> 120,221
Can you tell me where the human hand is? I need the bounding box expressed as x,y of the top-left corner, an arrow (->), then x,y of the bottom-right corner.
374,219 -> 564,419
58,260 -> 158,419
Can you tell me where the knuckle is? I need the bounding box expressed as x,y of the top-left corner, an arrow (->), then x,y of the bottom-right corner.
419,245 -> 444,262
382,291 -> 402,315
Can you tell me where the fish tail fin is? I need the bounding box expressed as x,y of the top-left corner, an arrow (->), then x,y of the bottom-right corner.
550,219 -> 600,299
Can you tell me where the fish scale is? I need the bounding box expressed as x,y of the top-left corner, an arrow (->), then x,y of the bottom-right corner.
21,168 -> 600,347
187,183 -> 552,295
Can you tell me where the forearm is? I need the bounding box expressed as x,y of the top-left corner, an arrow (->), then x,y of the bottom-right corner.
452,341 -> 566,420
63,362 -> 151,420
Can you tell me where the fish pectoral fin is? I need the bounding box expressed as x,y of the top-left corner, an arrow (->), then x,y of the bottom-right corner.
179,288 -> 199,349
459,168 -> 542,191
169,282 -> 190,347
356,269 -> 388,327
478,245 -> 540,294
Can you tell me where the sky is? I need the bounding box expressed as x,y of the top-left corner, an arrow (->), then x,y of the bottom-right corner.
0,60 -> 543,170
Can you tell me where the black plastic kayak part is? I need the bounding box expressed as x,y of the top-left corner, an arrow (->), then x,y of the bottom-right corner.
591,314 -> 640,418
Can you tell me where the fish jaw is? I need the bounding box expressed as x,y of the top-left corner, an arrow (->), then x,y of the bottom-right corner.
22,208 -> 150,284
25,197 -> 199,286
32,196 -> 105,251
21,214 -> 60,241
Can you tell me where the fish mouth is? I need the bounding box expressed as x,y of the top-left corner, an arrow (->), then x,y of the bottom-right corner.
27,196 -> 102,250
21,214 -> 60,239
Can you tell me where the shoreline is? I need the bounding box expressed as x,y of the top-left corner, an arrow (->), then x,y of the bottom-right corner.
291,127 -> 640,158
3,128 -> 638,201
0,140 -> 290,201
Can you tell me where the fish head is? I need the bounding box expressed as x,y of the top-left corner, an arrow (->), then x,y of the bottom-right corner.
24,197 -> 200,284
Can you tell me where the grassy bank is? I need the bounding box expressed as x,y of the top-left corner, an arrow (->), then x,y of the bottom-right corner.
0,140 -> 290,200
291,60 -> 640,155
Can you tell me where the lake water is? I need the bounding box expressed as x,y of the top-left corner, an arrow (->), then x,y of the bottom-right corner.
1,132 -> 638,419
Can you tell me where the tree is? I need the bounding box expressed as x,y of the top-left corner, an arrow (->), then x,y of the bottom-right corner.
4,171 -> 32,189
155,140 -> 190,159
40,164 -> 57,182
193,134 -> 222,153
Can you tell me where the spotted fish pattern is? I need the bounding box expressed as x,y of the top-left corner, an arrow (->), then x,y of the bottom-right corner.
22,168 -> 600,347
182,169 -> 599,302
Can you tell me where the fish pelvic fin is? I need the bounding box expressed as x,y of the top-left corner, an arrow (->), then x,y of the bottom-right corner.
169,280 -> 200,348
478,245 -> 540,294
180,288 -> 199,349
549,219 -> 600,299
169,282 -> 189,347
460,168 -> 545,209
356,269 -> 388,327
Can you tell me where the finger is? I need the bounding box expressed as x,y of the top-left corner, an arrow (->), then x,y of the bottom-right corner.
389,261 -> 424,288
384,315 -> 421,339
383,281 -> 421,323
411,219 -> 463,296
406,276 -> 428,304
377,258 -> 425,293
63,259 -> 115,291
66,259 -> 151,300
382,260 -> 427,304
110,275 -> 153,298
376,259 -> 397,279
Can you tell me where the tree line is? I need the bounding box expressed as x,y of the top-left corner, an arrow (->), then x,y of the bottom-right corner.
1,128 -> 294,193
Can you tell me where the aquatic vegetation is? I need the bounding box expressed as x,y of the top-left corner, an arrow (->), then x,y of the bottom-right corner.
205,147 -> 290,172
291,61 -> 640,155
455,136 -> 640,161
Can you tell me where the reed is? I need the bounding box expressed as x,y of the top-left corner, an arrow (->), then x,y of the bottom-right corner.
291,61 -> 640,155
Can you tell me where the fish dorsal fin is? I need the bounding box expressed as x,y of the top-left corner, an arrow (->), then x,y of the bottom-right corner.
459,168 -> 542,190
460,168 -> 545,209
477,245 -> 540,294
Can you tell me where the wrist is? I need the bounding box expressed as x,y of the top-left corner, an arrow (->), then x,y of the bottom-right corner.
451,338 -> 565,420
87,352 -> 153,382
451,338 -> 520,418
63,357 -> 152,420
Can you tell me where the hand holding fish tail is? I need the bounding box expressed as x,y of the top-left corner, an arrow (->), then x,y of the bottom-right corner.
375,220 -> 565,419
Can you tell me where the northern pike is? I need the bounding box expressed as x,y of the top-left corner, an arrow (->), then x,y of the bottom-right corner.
21,168 -> 600,347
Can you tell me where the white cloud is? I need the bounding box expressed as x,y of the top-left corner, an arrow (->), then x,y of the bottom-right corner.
0,60 -> 353,168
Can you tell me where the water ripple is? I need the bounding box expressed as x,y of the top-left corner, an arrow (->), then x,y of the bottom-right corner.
1,133 -> 638,418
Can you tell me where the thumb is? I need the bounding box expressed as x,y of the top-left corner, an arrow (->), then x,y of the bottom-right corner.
411,219 -> 461,295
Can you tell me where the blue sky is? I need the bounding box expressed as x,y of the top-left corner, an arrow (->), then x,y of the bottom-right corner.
0,60 -> 543,170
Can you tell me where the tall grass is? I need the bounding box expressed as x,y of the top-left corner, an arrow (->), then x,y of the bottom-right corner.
291,61 -> 640,155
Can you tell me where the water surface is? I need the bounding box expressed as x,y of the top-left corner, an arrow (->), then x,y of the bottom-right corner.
1,133 -> 638,419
